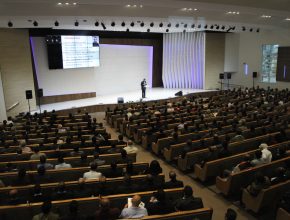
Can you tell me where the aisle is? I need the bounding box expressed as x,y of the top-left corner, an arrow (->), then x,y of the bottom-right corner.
93,112 -> 257,220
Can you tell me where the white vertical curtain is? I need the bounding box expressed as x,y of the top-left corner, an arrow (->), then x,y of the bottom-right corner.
162,32 -> 205,89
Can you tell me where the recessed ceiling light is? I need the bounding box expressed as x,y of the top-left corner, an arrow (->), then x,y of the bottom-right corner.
261,15 -> 271,18
227,11 -> 240,15
126,4 -> 131,7
73,3 -> 77,5
194,8 -> 198,11
65,2 -> 69,5
57,3 -> 62,5
133,5 -> 137,8
285,18 -> 290,21
140,5 -> 143,8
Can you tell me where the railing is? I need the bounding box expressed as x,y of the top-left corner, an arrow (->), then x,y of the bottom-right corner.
6,102 -> 19,112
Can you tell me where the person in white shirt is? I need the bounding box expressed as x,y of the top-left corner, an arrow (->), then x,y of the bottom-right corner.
259,143 -> 272,163
123,140 -> 138,154
120,194 -> 148,219
83,162 -> 102,180
55,156 -> 72,169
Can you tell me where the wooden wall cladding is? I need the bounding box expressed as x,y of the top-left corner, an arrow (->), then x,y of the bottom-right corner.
40,92 -> 96,105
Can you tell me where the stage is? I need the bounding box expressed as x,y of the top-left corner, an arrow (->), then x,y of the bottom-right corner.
36,88 -> 216,113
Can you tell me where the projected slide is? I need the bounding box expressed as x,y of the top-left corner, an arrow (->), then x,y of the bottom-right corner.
61,36 -> 100,69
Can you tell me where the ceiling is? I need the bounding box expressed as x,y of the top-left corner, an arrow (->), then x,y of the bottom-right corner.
0,0 -> 289,33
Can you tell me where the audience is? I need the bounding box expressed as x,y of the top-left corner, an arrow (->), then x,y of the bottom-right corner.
83,162 -> 103,180
95,198 -> 120,220
37,155 -> 53,170
270,167 -> 288,185
90,152 -> 105,166
30,147 -> 46,160
174,186 -> 203,211
32,200 -> 59,220
146,189 -> 174,215
120,194 -> 148,219
164,171 -> 184,189
145,160 -> 162,176
250,151 -> 265,166
123,140 -> 138,154
259,143 -> 272,163
246,172 -> 270,197
55,156 -> 72,169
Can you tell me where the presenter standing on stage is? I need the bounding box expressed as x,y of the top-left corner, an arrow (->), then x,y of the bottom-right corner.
141,79 -> 147,98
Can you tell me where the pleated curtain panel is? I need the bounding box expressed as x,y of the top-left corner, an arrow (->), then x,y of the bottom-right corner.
162,32 -> 205,89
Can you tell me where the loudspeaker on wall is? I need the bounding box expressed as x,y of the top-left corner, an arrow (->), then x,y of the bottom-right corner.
253,72 -> 258,78
117,97 -> 124,104
175,91 -> 183,96
219,73 -> 224,79
25,90 -> 32,100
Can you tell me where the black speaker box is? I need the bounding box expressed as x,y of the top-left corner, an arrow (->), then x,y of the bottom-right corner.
38,89 -> 43,97
227,73 -> 232,79
175,91 -> 183,96
253,72 -> 258,78
25,90 -> 32,100
219,73 -> 224,79
117,97 -> 124,104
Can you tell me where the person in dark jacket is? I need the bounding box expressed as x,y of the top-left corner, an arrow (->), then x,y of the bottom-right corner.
146,189 -> 174,215
174,185 -> 204,211
164,171 -> 184,189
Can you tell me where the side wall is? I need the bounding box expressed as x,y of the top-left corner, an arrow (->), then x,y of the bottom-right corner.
225,30 -> 290,89
205,33 -> 225,90
0,29 -> 36,117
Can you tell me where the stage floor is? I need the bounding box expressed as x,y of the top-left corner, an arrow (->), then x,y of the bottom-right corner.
37,88 -> 214,112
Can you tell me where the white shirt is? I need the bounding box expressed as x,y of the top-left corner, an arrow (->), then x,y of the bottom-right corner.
124,145 -> 138,154
83,170 -> 102,180
261,148 -> 272,163
55,162 -> 72,169
120,206 -> 148,219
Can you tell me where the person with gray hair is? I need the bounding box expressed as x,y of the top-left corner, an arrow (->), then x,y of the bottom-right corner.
259,143 -> 272,163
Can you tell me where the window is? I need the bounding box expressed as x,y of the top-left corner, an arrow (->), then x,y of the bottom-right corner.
261,44 -> 278,83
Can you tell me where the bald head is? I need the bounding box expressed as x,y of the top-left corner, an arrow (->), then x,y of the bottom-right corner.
132,195 -> 141,207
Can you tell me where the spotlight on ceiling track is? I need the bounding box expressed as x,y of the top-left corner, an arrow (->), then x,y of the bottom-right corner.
95,21 -> 99,26
197,24 -> 201,28
33,21 -> 38,27
8,21 -> 13,28
54,21 -> 59,27
140,22 -> 144,27
257,28 -> 260,33
232,26 -> 236,30
184,24 -> 188,28
249,28 -> 253,32
183,30 -> 186,33
150,22 -> 154,27
175,23 -> 179,28
216,25 -> 220,30
242,26 -> 246,31
111,22 -> 115,27
147,28 -> 150,32
221,25 -> 225,30
126,28 -> 130,32
159,23 -> 163,27
167,23 -> 171,28
101,22 -> 106,30
191,24 -> 195,28
121,22 -> 125,27
130,22 -> 134,27
210,25 -> 214,29
204,25 -> 208,29
74,21 -> 79,26
166,29 -> 169,33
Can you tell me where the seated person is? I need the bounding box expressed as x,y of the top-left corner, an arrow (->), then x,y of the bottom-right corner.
12,168 -> 30,186
70,146 -> 84,157
73,178 -> 92,198
37,155 -> 53,170
6,189 -> 25,205
250,150 -> 265,166
123,140 -> 138,154
225,208 -> 237,220
105,162 -> 123,178
120,194 -> 148,219
200,146 -> 219,167
174,185 -> 204,211
83,162 -> 103,180
32,201 -> 59,220
246,172 -> 270,197
30,147 -> 46,160
117,149 -> 132,164
34,166 -> 52,184
144,160 -> 162,176
163,171 -> 184,189
181,139 -> 194,159
218,142 -> 231,159
20,140 -> 32,154
230,130 -> 245,143
95,198 -> 120,220
90,152 -> 106,166
223,154 -> 252,177
117,134 -> 127,146
30,184 -> 46,203
146,189 -> 174,215
55,156 -> 72,169
259,143 -> 272,163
